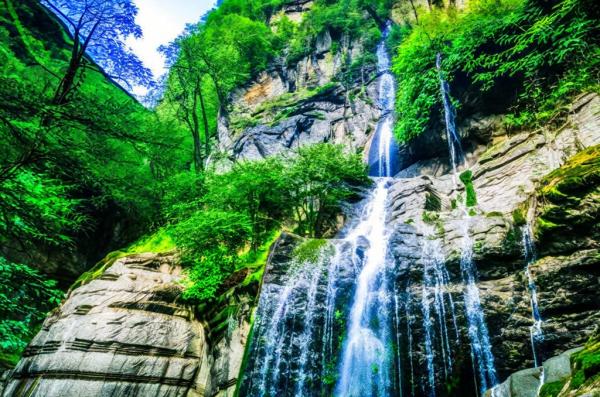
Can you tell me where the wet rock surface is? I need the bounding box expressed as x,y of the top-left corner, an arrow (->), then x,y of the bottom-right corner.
236,92 -> 600,396
382,93 -> 600,395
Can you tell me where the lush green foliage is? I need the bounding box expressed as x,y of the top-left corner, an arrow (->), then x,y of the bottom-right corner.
281,0 -> 389,65
167,144 -> 370,303
391,0 -> 599,141
0,257 -> 62,367
287,144 -> 370,236
0,0 -> 175,252
0,0 -> 187,358
538,379 -> 567,397
174,210 -> 252,302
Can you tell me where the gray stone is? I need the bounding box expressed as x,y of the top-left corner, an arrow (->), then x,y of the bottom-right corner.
3,252 -> 249,397
543,347 -> 583,383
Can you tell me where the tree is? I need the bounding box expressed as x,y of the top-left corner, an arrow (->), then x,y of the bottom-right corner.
172,209 -> 252,302
287,144 -> 370,237
205,158 -> 289,251
40,0 -> 153,104
165,36 -> 213,173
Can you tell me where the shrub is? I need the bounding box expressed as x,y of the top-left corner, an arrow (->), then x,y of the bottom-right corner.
459,170 -> 477,207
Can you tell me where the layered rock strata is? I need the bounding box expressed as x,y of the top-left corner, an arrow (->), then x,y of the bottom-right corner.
2,253 -> 249,397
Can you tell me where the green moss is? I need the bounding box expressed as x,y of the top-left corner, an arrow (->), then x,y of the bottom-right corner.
293,239 -> 329,263
571,334 -> 600,384
540,145 -> 600,199
459,170 -> 477,207
70,229 -> 176,290
570,369 -> 586,389
70,250 -> 127,290
486,211 -> 504,218
512,208 -> 527,226
435,222 -> 445,236
0,351 -> 21,369
425,192 -> 442,212
127,228 -> 176,254
237,82 -> 340,129
539,379 -> 567,397
422,211 -> 440,224
502,226 -> 522,252
536,217 -> 560,235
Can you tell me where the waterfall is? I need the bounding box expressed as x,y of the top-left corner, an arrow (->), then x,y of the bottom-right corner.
334,22 -> 403,396
437,52 -> 498,394
405,285 -> 417,397
420,235 -> 460,396
436,52 -> 464,178
335,178 -> 394,397
460,219 -> 498,394
241,22 -> 404,397
522,224 -> 543,367
240,246 -> 333,397
369,22 -> 400,177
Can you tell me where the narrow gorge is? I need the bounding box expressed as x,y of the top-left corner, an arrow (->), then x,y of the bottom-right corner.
0,0 -> 598,396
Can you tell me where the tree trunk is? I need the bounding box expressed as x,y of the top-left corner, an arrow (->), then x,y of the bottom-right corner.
191,78 -> 203,173
198,82 -> 211,163
409,0 -> 420,23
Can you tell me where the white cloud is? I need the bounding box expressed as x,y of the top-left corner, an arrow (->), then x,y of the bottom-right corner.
126,0 -> 217,81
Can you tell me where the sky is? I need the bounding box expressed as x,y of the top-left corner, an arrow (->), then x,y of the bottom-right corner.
126,0 -> 217,96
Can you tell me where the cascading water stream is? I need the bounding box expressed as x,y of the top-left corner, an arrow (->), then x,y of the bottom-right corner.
460,220 -> 499,394
437,52 -> 498,394
335,178 -> 393,397
436,53 -> 464,179
335,22 -> 401,397
369,22 -> 400,177
420,235 -> 460,395
522,223 -> 543,367
238,243 -> 334,397
242,23 -> 402,397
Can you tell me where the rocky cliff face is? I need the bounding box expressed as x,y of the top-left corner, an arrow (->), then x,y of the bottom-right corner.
235,91 -> 600,396
2,253 -> 250,397
384,93 -> 600,394
5,0 -> 599,392
217,17 -> 380,162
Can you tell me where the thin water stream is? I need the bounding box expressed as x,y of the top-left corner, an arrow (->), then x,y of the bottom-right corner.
437,52 -> 498,395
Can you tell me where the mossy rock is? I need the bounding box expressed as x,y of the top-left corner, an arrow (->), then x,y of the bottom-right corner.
70,229 -> 177,290
459,169 -> 477,207
539,379 -> 567,397
540,145 -> 600,200
535,145 -> 600,246
292,239 -> 329,263
571,335 -> 600,383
